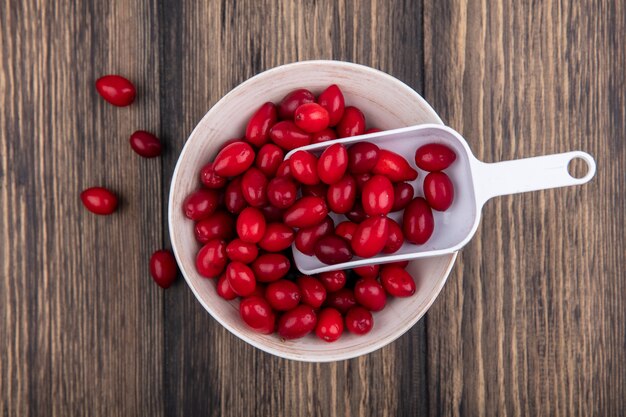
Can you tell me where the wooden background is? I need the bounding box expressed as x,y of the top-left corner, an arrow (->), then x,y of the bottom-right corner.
1,0 -> 624,415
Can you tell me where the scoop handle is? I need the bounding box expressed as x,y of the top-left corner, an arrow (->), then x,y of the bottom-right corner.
472,151 -> 596,207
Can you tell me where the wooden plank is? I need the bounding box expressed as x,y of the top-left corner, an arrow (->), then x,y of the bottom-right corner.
0,0 -> 164,415
158,0 -> 427,416
423,0 -> 626,415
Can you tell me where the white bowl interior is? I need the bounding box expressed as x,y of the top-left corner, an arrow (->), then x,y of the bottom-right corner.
169,61 -> 457,361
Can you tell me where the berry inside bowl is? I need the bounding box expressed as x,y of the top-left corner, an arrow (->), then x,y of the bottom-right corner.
168,60 -> 457,362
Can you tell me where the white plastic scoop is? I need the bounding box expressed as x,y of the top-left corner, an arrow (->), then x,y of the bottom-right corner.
285,124 -> 596,275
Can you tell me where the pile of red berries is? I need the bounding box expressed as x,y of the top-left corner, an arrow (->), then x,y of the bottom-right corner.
183,84 -> 458,341
82,74 -> 179,289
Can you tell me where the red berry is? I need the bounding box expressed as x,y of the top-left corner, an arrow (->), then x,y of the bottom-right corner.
317,84 -> 345,126
380,265 -> 417,297
315,308 -> 344,342
336,106 -> 366,138
289,150 -> 320,185
364,128 -> 382,134
278,89 -> 315,119
318,270 -> 347,292
345,306 -> 373,335
269,121 -> 311,150
423,171 -> 454,211
225,239 -> 259,264
245,102 -> 278,147
325,288 -> 356,314
415,143 -> 457,171
236,207 -> 267,243
251,253 -> 291,283
241,167 -> 268,207
226,261 -> 257,296
277,304 -> 317,339
130,130 -> 162,158
354,278 -> 386,311
317,144 -> 348,185
294,103 -> 330,133
314,235 -> 353,265
383,218 -> 404,254
353,264 -> 380,278
362,175 -> 394,216
351,216 -> 389,258
255,143 -> 284,177
182,189 -> 219,220
95,75 -> 136,106
327,175 -> 357,214
258,223 -> 295,252
80,187 -> 118,215
311,128 -> 337,144
372,149 -> 418,182
213,141 -> 255,177
348,142 -> 380,174
334,221 -> 358,243
216,274 -> 237,300
266,177 -> 297,209
265,280 -> 301,311
403,197 -> 434,244
275,160 -> 292,178
297,276 -> 327,308
294,216 -> 334,255
194,211 -> 236,243
149,250 -> 178,289
199,162 -> 227,189
224,177 -> 247,214
392,182 -> 414,211
345,200 -> 368,223
239,296 -> 276,334
283,196 -> 328,228
196,239 -> 227,278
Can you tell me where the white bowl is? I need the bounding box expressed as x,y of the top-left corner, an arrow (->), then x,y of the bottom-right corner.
169,60 -> 457,362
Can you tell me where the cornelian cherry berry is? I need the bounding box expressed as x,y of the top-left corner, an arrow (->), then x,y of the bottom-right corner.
315,308 -> 344,342
317,144 -> 348,185
380,265 -> 417,297
345,306 -> 373,335
149,250 -> 178,289
294,103 -> 330,133
196,239 -> 227,278
278,89 -> 315,119
80,187 -> 118,215
354,278 -> 386,311
336,106 -> 365,138
95,75 -> 136,106
239,296 -> 276,334
318,270 -> 347,292
130,130 -> 162,158
317,84 -> 345,126
265,280 -> 301,311
297,275 -> 327,308
278,304 -> 317,339
236,207 -> 267,243
245,102 -> 277,147
225,261 -> 257,296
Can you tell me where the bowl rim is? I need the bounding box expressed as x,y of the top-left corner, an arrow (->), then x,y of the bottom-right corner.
168,60 -> 457,361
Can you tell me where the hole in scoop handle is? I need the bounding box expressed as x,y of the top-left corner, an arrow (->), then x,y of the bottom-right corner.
473,151 -> 596,206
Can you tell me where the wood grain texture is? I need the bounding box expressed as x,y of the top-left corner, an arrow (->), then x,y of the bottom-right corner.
0,0 -> 164,416
424,0 -> 626,416
1,0 -> 624,416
